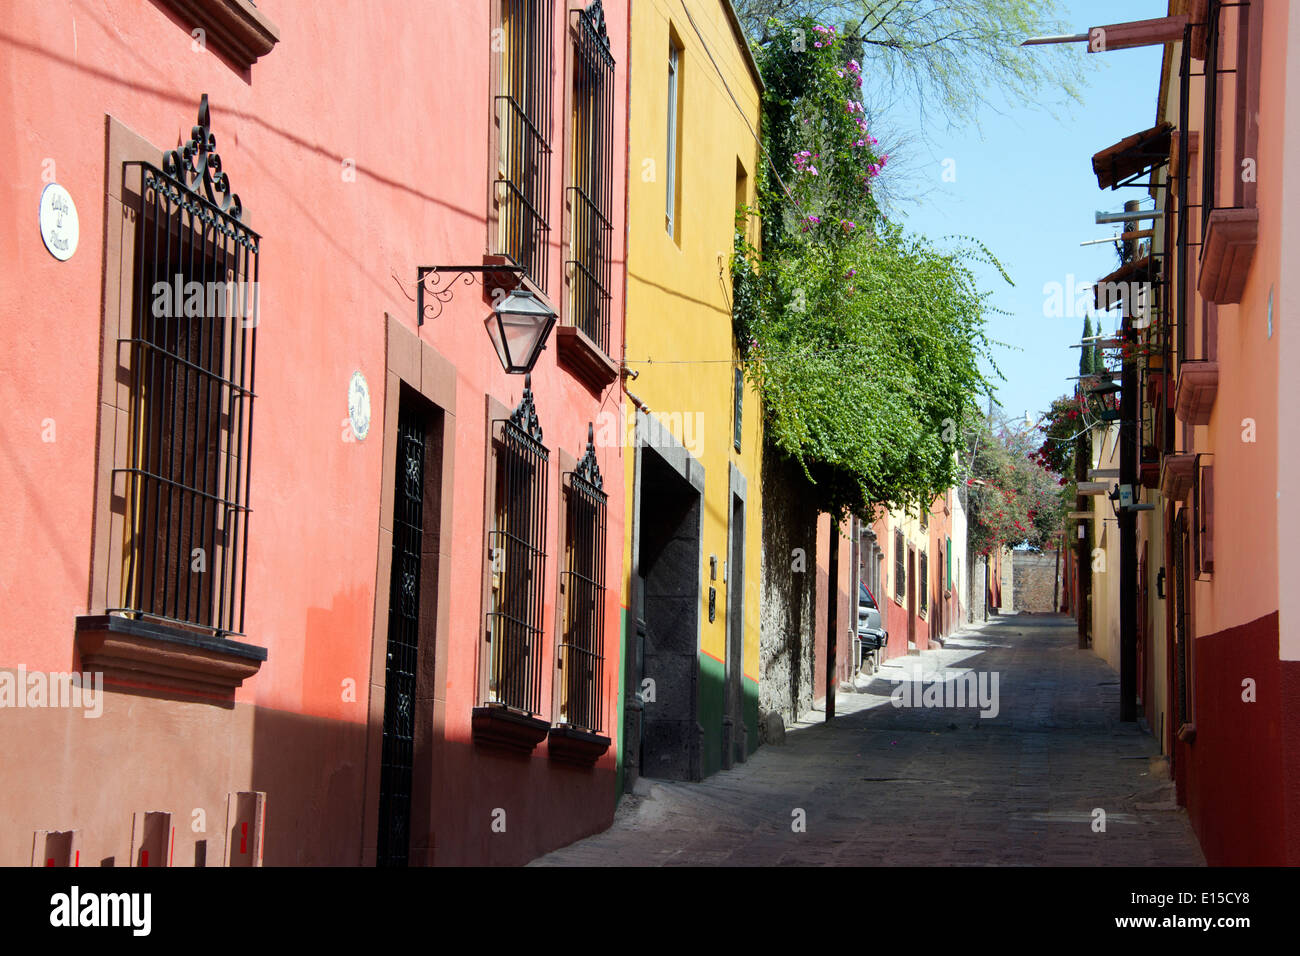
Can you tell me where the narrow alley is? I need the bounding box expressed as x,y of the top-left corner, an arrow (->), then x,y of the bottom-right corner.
532,614 -> 1205,867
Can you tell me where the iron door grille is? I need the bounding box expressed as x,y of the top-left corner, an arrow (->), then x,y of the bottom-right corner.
497,0 -> 555,291
894,530 -> 905,602
566,0 -> 615,354
1173,511 -> 1190,727
919,551 -> 928,615
559,427 -> 606,733
378,403 -> 426,867
487,387 -> 550,717
115,157 -> 258,638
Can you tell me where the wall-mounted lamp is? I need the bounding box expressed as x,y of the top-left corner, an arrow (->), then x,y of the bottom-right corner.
416,264 -> 556,375
484,288 -> 557,375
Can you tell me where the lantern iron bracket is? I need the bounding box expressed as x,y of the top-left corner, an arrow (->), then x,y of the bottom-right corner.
416,264 -> 526,325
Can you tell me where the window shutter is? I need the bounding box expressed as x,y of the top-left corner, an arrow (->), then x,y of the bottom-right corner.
733,367 -> 743,451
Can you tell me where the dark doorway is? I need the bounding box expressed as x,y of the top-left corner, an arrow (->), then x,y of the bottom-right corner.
377,390 -> 442,866
723,492 -> 745,768
636,449 -> 702,782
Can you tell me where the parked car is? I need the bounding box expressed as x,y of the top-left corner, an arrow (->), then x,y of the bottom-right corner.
858,582 -> 887,654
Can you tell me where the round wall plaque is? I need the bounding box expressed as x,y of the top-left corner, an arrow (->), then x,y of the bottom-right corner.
348,370 -> 371,441
39,183 -> 79,261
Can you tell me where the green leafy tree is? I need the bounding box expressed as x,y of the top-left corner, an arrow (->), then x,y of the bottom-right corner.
966,409 -> 1063,555
734,19 -> 1004,521
733,0 -> 1085,129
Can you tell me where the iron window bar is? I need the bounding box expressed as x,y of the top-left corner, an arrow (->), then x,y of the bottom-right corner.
1177,24 -> 1193,370
1200,0 -> 1221,240
558,422 -> 607,734
111,97 -> 258,640
495,0 -> 555,292
565,1 -> 615,355
486,376 -> 549,718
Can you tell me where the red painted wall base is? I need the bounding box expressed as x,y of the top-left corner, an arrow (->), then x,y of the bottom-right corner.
1176,611 -> 1299,864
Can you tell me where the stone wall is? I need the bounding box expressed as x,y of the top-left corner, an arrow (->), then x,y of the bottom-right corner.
758,441 -> 819,734
1013,550 -> 1060,613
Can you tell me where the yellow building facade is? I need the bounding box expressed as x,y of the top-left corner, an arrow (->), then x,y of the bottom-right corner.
618,0 -> 764,788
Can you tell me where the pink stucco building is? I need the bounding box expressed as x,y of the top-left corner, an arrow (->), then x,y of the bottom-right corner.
1,0 -> 627,866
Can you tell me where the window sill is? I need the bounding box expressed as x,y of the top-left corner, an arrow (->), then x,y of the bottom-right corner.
556,325 -> 619,393
159,0 -> 280,69
1160,453 -> 1196,503
1197,208 -> 1258,304
547,726 -> 612,767
472,705 -> 549,756
74,614 -> 265,699
1175,361 -> 1218,425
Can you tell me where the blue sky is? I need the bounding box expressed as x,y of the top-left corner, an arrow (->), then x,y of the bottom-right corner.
891,0 -> 1167,424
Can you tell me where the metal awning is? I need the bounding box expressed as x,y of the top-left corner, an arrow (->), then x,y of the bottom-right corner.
1092,122 -> 1175,190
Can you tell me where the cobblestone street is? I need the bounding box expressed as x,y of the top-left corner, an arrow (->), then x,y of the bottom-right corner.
533,614 -> 1205,866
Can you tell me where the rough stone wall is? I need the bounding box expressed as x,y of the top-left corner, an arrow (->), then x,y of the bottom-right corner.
1013,550 -> 1060,613
758,441 -> 818,733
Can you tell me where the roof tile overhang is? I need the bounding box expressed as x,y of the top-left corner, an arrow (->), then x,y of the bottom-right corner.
1093,122 -> 1174,189
1094,255 -> 1158,310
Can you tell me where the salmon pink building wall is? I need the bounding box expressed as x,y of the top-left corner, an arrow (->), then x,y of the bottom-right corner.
0,0 -> 627,867
1153,0 -> 1300,864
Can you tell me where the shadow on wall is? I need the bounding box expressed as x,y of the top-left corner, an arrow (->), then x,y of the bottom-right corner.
248,580 -> 619,866
250,586 -> 372,865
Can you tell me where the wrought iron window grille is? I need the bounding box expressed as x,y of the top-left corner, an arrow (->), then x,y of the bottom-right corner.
486,375 -> 550,717
557,422 -> 607,734
496,0 -> 555,291
565,0 -> 615,355
111,95 -> 258,639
